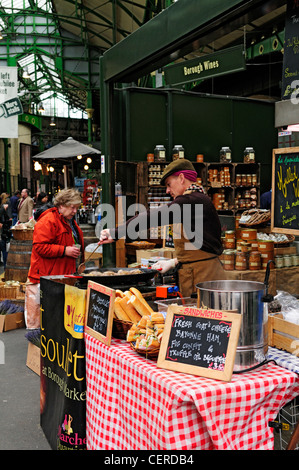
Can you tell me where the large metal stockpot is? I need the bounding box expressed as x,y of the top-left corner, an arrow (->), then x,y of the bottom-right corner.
196,280 -> 268,372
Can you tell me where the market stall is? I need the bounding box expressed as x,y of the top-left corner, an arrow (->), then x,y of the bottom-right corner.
84,335 -> 299,450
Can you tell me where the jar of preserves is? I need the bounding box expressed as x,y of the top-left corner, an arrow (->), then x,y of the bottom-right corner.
246,174 -> 252,186
172,145 -> 184,160
241,228 -> 257,240
154,145 -> 166,161
283,255 -> 293,267
196,154 -> 204,162
249,251 -> 261,270
220,147 -> 231,162
147,153 -> 154,162
275,255 -> 284,269
252,174 -> 257,185
241,174 -> 247,186
240,241 -> 251,253
235,174 -> 242,186
235,251 -> 247,270
225,230 -> 235,249
222,250 -> 235,271
244,147 -> 255,163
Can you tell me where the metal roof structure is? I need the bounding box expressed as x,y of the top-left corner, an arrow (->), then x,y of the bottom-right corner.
0,1 -> 289,120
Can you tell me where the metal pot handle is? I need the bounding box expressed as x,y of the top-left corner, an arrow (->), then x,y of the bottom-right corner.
262,260 -> 275,303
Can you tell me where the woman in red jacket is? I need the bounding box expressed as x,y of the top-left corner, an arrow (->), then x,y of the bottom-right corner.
26,188 -> 84,328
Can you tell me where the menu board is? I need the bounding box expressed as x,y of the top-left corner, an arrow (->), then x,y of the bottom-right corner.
85,281 -> 115,345
281,0 -> 299,101
271,147 -> 299,235
157,306 -> 241,382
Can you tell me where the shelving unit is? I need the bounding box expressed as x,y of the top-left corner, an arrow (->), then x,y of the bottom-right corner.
115,160 -> 261,219
193,161 -> 261,214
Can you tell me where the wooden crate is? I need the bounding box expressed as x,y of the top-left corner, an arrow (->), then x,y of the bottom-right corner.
268,314 -> 299,356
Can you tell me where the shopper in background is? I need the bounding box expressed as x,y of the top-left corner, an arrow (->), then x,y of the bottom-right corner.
10,190 -> 21,225
100,159 -> 226,297
0,200 -> 12,268
260,189 -> 272,210
26,188 -> 84,329
18,188 -> 34,223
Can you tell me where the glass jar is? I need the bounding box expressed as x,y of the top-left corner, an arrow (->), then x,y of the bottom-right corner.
222,250 -> 235,271
235,251 -> 247,270
224,231 -> 235,249
220,147 -> 232,162
283,255 -> 293,267
249,251 -> 261,270
275,255 -> 284,269
172,145 -> 184,160
244,147 -> 255,163
154,145 -> 166,161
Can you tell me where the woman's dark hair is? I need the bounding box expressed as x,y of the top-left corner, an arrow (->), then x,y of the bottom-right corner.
37,192 -> 47,203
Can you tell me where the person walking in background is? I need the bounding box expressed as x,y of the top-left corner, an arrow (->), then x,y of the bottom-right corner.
18,188 -> 34,223
0,200 -> 11,268
10,190 -> 20,225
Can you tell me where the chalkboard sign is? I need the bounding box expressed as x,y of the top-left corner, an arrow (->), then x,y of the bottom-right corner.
281,0 -> 299,101
271,147 -> 299,235
157,306 -> 241,382
85,281 -> 115,345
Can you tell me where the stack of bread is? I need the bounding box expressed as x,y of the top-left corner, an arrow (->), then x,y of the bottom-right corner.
113,287 -> 153,322
113,286 -> 165,354
126,311 -> 165,353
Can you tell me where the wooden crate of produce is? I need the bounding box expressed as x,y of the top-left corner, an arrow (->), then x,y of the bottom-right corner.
268,314 -> 299,356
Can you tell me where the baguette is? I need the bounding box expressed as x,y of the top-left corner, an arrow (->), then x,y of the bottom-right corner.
115,289 -> 124,298
129,287 -> 154,314
128,294 -> 153,316
114,297 -> 131,322
151,312 -> 165,323
137,316 -> 148,328
119,295 -> 142,323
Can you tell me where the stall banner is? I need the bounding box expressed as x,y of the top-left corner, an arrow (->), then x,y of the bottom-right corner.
0,67 -> 22,138
40,278 -> 87,450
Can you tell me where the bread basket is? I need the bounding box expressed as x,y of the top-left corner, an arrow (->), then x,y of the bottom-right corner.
112,318 -> 133,339
130,342 -> 160,359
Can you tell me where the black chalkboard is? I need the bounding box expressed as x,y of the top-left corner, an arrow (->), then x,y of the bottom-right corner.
157,306 -> 241,382
85,281 -> 115,345
271,147 -> 299,235
281,1 -> 299,101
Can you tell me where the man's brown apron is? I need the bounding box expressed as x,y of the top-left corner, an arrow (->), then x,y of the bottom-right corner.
172,188 -> 227,297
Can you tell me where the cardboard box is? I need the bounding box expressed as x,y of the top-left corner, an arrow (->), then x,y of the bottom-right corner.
0,311 -> 25,332
26,342 -> 40,376
136,248 -> 175,263
268,314 -> 299,356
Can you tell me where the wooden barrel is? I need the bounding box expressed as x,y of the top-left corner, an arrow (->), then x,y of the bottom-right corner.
4,239 -> 33,282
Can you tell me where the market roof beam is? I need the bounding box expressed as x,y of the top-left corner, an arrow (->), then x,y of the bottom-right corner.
101,0 -> 287,83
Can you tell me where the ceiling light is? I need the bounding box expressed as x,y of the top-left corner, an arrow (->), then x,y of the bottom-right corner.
86,157 -> 92,163
77,154 -> 82,160
49,166 -> 54,172
0,32 -> 3,40
50,117 -> 56,126
22,67 -> 30,79
84,165 -> 89,170
38,102 -> 44,113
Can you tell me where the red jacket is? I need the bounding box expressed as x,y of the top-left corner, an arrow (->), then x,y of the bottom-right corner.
28,207 -> 84,283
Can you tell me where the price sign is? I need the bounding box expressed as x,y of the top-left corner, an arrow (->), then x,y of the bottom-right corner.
271,147 -> 299,235
157,306 -> 241,382
85,281 -> 115,345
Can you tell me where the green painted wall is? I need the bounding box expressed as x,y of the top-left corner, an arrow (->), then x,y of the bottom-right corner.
115,87 -> 277,193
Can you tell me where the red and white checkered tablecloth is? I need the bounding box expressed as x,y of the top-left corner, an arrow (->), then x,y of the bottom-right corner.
85,333 -> 299,450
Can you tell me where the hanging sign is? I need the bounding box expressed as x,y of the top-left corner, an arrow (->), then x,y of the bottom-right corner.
85,281 -> 115,345
163,45 -> 246,87
0,67 -> 22,138
281,0 -> 299,101
157,306 -> 241,382
271,146 -> 299,235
